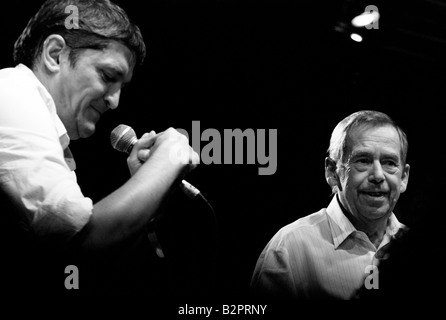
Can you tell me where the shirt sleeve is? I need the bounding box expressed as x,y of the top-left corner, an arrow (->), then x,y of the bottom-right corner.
0,75 -> 93,240
251,236 -> 298,299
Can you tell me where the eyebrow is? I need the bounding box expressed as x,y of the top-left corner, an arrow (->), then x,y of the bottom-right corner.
101,64 -> 132,85
350,151 -> 371,158
350,150 -> 400,160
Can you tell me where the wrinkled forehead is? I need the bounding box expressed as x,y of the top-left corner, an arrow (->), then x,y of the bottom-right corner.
345,124 -> 402,158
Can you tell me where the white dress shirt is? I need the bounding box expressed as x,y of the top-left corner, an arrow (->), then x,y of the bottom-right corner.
251,195 -> 406,300
0,64 -> 92,239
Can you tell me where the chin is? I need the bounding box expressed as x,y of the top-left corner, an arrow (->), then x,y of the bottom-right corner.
79,124 -> 96,138
366,208 -> 391,219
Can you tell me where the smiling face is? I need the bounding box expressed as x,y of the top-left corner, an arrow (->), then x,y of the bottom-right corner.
335,124 -> 410,223
54,41 -> 134,139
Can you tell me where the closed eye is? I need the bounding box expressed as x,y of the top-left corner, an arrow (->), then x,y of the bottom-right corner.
101,71 -> 116,84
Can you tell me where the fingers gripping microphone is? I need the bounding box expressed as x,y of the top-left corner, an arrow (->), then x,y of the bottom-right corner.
110,124 -> 201,199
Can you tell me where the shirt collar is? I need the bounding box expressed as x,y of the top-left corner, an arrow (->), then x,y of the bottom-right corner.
326,194 -> 406,249
16,64 -> 70,149
326,195 -> 357,249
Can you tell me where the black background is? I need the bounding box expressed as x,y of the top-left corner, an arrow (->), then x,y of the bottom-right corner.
1,0 -> 446,306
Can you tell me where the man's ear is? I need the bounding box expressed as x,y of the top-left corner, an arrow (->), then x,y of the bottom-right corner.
325,157 -> 341,191
41,34 -> 67,73
400,164 -> 410,193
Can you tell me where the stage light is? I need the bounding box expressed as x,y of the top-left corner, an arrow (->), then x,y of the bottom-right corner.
350,33 -> 363,42
351,10 -> 379,27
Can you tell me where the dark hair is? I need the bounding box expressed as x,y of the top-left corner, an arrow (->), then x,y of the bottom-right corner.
13,0 -> 146,69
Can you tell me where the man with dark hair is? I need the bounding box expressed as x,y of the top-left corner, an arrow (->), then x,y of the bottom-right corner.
251,110 -> 410,299
0,0 -> 198,295
13,0 -> 146,69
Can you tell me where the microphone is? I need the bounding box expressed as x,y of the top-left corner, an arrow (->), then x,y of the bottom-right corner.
110,124 -> 201,199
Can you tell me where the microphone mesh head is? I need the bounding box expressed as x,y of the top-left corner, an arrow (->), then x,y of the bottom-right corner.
110,124 -> 137,154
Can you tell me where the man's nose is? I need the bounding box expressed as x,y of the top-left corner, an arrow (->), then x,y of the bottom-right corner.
369,160 -> 385,184
104,88 -> 121,110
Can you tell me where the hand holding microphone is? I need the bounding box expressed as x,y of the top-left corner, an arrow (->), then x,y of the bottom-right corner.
111,125 -> 216,259
111,124 -> 201,199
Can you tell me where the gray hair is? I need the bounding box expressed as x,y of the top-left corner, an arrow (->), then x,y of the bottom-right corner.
327,110 -> 408,192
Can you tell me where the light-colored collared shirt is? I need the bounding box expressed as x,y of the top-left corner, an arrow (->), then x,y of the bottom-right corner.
251,195 -> 406,300
0,64 -> 92,239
